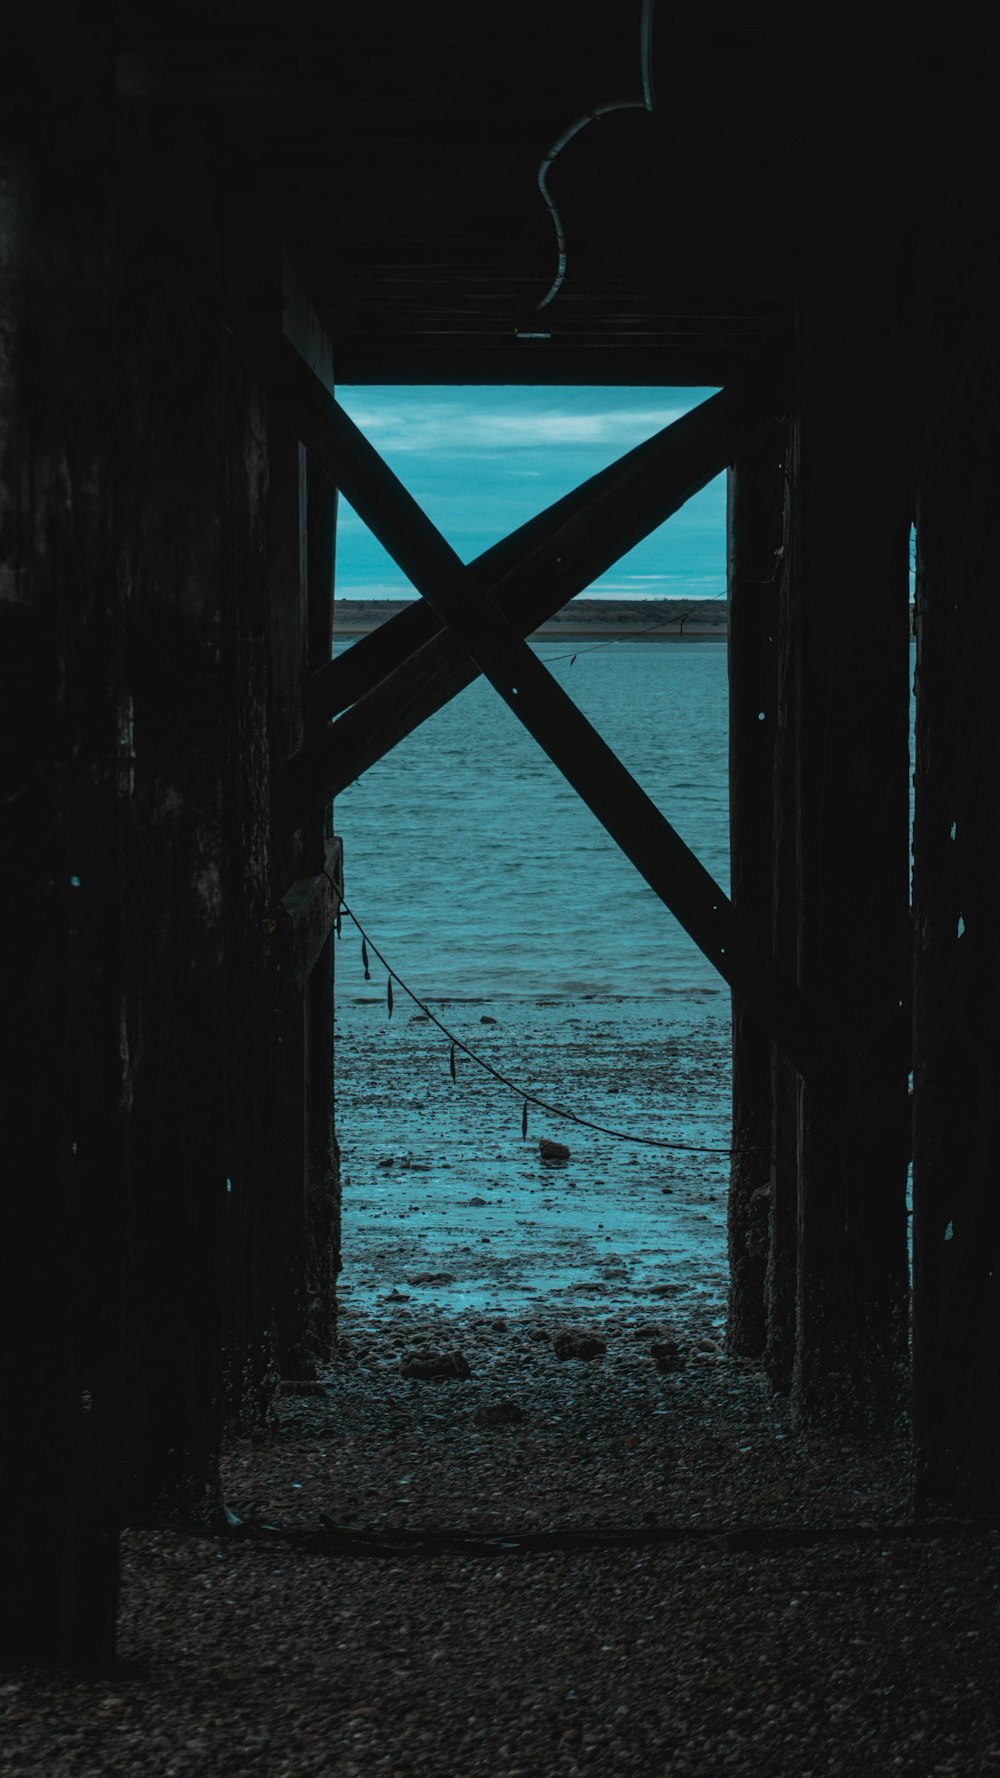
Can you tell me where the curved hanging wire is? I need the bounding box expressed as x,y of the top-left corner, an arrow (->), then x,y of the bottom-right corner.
535,0 -> 656,313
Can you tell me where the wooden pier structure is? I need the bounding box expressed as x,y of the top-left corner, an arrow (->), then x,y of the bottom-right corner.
2,7 -> 999,1660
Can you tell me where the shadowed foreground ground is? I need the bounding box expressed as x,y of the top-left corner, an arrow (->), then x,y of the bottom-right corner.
4,1306 -> 999,1777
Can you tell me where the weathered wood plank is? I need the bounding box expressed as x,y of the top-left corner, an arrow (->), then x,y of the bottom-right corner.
791,232 -> 912,1429
282,375 -> 843,1093
912,222 -> 1000,1511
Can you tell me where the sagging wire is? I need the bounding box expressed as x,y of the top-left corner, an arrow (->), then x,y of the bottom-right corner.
335,892 -> 733,1157
542,613 -> 699,667
535,0 -> 656,313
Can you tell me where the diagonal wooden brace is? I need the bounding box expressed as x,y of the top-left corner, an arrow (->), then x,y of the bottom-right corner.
272,365 -> 844,1093
283,372 -> 783,825
307,377 -> 776,728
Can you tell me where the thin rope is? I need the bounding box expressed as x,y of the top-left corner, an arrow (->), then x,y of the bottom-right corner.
541,612 -> 698,665
331,887 -> 734,1157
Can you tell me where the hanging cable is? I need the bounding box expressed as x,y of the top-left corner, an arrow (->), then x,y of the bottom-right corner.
334,890 -> 734,1157
535,0 -> 656,313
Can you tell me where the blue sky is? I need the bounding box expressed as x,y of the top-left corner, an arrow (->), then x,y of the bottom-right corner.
334,386 -> 725,599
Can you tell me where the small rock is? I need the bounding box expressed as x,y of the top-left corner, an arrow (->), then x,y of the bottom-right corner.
539,1138 -> 571,1162
465,1196 -> 488,1207
474,1399 -> 524,1427
400,1349 -> 471,1380
553,1330 -> 607,1361
405,1271 -> 456,1286
480,1014 -> 498,1024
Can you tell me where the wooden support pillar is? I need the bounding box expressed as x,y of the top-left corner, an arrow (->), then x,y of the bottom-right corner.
726,430 -> 783,1356
790,231 -> 912,1426
767,505 -> 801,1395
304,455 -> 340,1360
263,265 -> 340,1377
0,41 -> 121,1664
115,99 -> 234,1523
912,225 -> 1000,1512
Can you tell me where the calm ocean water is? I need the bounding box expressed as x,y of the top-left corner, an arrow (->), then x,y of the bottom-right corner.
333,640 -> 732,1005
332,635 -> 915,1310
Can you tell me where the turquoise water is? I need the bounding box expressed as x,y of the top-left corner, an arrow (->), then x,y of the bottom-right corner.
333,640 -> 731,1005
331,634 -> 916,1313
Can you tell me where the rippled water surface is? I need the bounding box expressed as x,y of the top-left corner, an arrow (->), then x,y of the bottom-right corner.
334,640 -> 731,1003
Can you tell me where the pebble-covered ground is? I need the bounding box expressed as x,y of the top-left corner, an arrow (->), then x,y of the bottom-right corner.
4,1006 -> 998,1775
4,1307 -> 1000,1777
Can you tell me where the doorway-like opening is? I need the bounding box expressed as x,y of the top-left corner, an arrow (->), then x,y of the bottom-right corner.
328,384 -> 734,1352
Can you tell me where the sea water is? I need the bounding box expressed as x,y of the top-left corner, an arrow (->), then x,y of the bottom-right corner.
333,639 -> 737,1316
333,639 -> 731,1003
331,636 -> 916,1316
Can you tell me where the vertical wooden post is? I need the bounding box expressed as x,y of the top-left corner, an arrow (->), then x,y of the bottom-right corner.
304,457 -> 340,1359
115,97 -> 233,1523
912,226 -> 1000,1512
791,229 -> 912,1427
0,46 -> 121,1663
268,425 -> 313,1376
727,430 -> 783,1356
767,451 -> 801,1394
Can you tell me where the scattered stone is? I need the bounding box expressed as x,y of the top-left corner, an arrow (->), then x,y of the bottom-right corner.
649,1340 -> 683,1371
474,1399 -> 524,1427
553,1330 -> 607,1361
465,1196 -> 488,1207
384,1288 -> 410,1303
405,1271 -> 456,1286
479,1014 -> 498,1024
400,1349 -> 471,1380
539,1137 -> 571,1162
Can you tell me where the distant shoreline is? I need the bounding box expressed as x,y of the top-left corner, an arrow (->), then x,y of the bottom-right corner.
335,596 -> 729,639
335,595 -> 918,640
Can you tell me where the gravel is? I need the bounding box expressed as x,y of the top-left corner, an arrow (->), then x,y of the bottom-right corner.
4,1299 -> 1000,1776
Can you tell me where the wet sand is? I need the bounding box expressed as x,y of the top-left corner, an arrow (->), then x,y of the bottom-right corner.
336,995 -> 732,1333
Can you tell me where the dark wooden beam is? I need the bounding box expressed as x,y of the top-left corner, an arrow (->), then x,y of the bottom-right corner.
912,219 -> 1000,1513
790,231 -> 912,1429
271,367 -> 842,1093
289,368 -> 785,823
726,429 -> 783,1359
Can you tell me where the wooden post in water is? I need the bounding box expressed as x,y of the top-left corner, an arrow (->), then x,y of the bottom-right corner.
912,224 -> 1000,1511
305,455 -> 340,1360
726,429 -> 783,1356
767,444 -> 802,1395
791,229 -> 912,1427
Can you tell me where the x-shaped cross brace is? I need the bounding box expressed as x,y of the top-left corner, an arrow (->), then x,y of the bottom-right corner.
244,327 -> 876,1097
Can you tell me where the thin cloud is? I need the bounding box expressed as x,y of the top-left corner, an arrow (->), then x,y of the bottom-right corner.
342,403 -> 689,454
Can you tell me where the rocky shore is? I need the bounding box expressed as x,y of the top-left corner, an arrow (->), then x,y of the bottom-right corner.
4,1303 -> 999,1777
